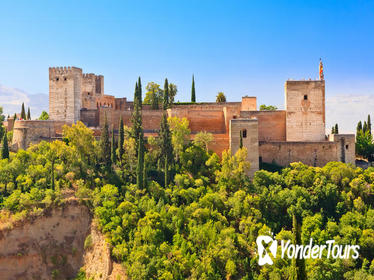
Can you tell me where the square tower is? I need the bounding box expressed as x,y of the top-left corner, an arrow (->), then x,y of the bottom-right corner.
49,67 -> 82,123
229,118 -> 259,176
285,80 -> 325,141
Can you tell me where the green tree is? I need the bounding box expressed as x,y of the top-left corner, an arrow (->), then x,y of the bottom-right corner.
168,117 -> 190,161
159,113 -> 173,185
144,82 -> 163,108
136,132 -> 144,189
111,127 -> 116,164
39,111 -> 49,120
118,116 -> 124,162
27,107 -> 31,120
13,113 -> 17,120
368,114 -> 371,135
363,121 -> 368,133
132,81 -> 143,148
137,77 -> 142,108
259,104 -> 278,111
334,123 -> 339,134
100,115 -> 112,171
0,106 -> 4,122
216,92 -> 226,103
191,75 -> 196,103
50,160 -> 55,191
291,212 -> 306,280
193,131 -> 213,151
357,120 -> 363,134
163,78 -> 169,109
331,126 -> 335,134
168,83 -> 177,105
20,103 -> 26,120
1,131 -> 9,159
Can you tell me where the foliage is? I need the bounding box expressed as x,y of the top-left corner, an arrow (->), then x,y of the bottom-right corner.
21,102 -> 26,120
216,92 -> 226,103
39,111 -> 49,120
193,131 -> 213,151
259,104 -> 278,111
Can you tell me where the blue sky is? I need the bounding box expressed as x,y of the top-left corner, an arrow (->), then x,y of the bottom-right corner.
0,0 -> 374,131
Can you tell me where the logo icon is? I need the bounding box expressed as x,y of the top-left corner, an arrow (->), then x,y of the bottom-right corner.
256,235 -> 278,265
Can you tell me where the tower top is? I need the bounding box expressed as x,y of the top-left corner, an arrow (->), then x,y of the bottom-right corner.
319,58 -> 324,80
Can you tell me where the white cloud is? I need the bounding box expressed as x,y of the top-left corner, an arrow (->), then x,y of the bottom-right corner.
326,94 -> 374,134
0,84 -> 48,119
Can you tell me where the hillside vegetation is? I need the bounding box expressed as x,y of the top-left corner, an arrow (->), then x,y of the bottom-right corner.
0,120 -> 373,280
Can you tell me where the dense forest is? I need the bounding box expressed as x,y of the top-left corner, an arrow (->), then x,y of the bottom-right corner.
0,83 -> 373,280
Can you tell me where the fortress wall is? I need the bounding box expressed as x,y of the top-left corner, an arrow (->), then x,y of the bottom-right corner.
240,110 -> 286,141
82,74 -> 96,97
81,110 -> 99,127
230,119 -> 259,176
81,93 -> 97,110
259,136 -> 355,167
11,120 -> 69,151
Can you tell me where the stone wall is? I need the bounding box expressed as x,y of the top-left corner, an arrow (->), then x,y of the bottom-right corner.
12,120 -> 69,151
285,80 -> 325,141
259,134 -> 355,167
240,110 -> 286,141
49,67 -> 82,123
81,109 -> 99,127
230,119 -> 259,176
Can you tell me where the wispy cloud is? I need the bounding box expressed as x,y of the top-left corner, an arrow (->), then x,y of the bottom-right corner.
326,94 -> 374,134
0,84 -> 48,118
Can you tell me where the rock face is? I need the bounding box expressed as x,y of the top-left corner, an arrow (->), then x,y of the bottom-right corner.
0,201 -> 91,280
0,200 -> 128,280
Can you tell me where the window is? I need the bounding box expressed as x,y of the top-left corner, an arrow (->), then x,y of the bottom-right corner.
56,77 -> 59,81
64,77 -> 67,81
346,145 -> 349,150
242,129 -> 247,138
304,95 -> 308,100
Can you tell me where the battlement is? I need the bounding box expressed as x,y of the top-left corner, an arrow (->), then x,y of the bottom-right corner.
82,73 -> 96,79
49,66 -> 82,75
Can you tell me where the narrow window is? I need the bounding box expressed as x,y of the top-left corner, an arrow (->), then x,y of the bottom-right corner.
56,77 -> 59,81
64,77 -> 67,81
304,95 -> 308,100
242,129 -> 247,138
346,145 -> 349,150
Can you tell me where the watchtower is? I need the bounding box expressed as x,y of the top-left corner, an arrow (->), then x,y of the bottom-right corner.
49,67 -> 82,123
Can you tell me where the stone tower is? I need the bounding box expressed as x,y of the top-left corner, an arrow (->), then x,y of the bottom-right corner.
285,80 -> 325,141
49,67 -> 82,123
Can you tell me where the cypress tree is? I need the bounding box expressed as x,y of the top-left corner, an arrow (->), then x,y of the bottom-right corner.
111,127 -> 116,164
143,157 -> 147,189
363,121 -> 368,134
163,78 -> 169,109
240,130 -> 243,148
368,115 -> 371,135
160,113 -> 173,163
13,113 -> 17,120
191,75 -> 196,103
27,107 -> 31,120
1,132 -> 9,159
291,213 -> 306,280
136,132 -> 144,189
335,123 -> 339,134
138,77 -> 142,108
100,115 -> 112,171
151,88 -> 158,110
118,116 -> 124,162
357,121 -> 363,134
132,82 -> 143,149
164,154 -> 169,188
21,103 -> 26,120
51,160 -> 55,191
331,126 -> 335,134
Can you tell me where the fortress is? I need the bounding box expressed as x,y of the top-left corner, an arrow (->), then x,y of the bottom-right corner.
10,63 -> 355,174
